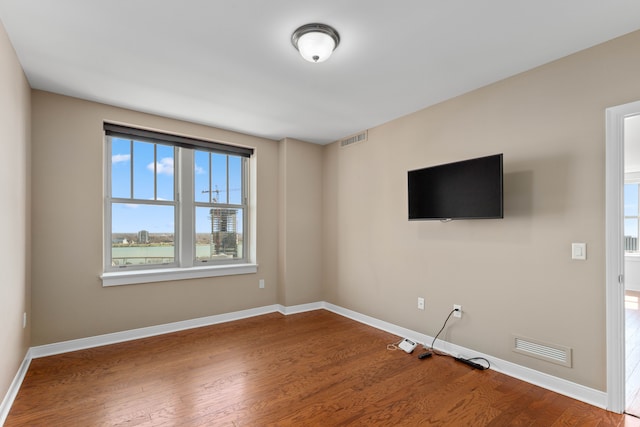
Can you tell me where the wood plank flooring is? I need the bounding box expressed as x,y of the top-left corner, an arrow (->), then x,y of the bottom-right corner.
627,290 -> 640,417
5,310 -> 640,426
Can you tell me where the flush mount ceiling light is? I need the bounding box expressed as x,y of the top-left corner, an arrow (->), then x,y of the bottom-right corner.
291,23 -> 340,63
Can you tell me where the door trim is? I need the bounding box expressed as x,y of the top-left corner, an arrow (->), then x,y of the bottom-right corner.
605,100 -> 640,413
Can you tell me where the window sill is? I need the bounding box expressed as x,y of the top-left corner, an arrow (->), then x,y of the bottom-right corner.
100,263 -> 258,287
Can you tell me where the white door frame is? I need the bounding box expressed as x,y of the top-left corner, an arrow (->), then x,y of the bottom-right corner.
605,100 -> 640,413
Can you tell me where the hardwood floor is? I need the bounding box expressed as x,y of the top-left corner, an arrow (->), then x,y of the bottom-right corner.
6,310 -> 640,426
627,290 -> 640,417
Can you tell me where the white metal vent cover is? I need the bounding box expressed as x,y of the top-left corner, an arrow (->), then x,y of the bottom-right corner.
340,130 -> 368,148
512,335 -> 572,368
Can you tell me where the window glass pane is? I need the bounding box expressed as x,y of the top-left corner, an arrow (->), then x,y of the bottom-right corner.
156,144 -> 175,201
625,218 -> 639,252
133,141 -> 155,200
211,153 -> 227,203
229,156 -> 242,205
195,206 -> 243,260
194,150 -> 210,203
625,183 -> 639,217
111,138 -> 131,199
236,208 -> 244,259
111,203 -> 175,266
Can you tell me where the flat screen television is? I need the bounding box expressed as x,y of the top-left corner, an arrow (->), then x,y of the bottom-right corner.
408,154 -> 503,221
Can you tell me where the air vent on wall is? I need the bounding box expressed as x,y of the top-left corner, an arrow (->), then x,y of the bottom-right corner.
512,335 -> 572,367
340,130 -> 368,148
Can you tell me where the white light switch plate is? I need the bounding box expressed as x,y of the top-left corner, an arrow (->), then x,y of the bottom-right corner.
572,243 -> 586,260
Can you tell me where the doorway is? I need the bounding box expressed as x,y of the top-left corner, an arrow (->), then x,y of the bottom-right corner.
606,100 -> 640,415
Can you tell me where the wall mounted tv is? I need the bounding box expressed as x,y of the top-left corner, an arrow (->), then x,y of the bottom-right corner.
408,153 -> 503,221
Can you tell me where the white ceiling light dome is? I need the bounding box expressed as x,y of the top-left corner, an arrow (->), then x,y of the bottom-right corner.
291,23 -> 340,63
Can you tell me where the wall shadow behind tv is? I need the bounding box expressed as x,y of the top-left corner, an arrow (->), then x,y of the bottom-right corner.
408,154 -> 504,221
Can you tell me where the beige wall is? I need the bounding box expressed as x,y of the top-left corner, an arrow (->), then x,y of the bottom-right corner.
323,30 -> 640,391
278,138 -> 324,306
0,20 -> 31,403
30,91 -> 281,345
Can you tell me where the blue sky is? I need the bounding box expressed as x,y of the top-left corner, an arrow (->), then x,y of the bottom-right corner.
111,138 -> 243,235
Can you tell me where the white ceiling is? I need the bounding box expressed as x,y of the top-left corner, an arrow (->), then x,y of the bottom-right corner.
1,1 -> 640,144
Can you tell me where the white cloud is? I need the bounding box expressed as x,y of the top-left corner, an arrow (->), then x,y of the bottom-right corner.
195,164 -> 205,175
112,153 -> 131,164
148,157 -> 174,175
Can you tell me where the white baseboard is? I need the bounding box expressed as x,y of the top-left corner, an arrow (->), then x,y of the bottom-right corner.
0,349 -> 32,426
2,301 -> 608,422
323,302 -> 432,346
277,302 -> 324,315
323,302 -> 607,409
488,357 -> 606,409
30,304 -> 281,358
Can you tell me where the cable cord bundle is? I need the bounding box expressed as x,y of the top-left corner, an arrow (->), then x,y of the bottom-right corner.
387,339 -> 403,351
427,308 -> 490,370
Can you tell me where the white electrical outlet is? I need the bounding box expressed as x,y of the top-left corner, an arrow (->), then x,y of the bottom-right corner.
417,297 -> 425,310
453,304 -> 462,318
259,279 -> 265,289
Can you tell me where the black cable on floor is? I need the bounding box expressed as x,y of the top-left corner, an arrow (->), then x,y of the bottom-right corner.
428,308 -> 490,370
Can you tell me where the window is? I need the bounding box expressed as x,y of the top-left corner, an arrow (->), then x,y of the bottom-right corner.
625,183 -> 640,253
194,151 -> 246,263
102,124 -> 255,286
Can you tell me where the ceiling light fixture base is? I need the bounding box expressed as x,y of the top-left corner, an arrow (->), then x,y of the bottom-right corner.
291,23 -> 340,63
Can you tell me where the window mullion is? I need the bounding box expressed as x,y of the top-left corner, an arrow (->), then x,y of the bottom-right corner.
153,144 -> 158,200
226,155 -> 230,204
209,153 -> 213,202
129,139 -> 134,198
180,148 -> 194,267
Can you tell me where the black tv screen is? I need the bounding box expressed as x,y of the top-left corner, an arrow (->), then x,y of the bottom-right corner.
408,154 -> 503,220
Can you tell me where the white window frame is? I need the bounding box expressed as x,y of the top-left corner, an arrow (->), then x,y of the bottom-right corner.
101,124 -> 257,286
189,151 -> 249,266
